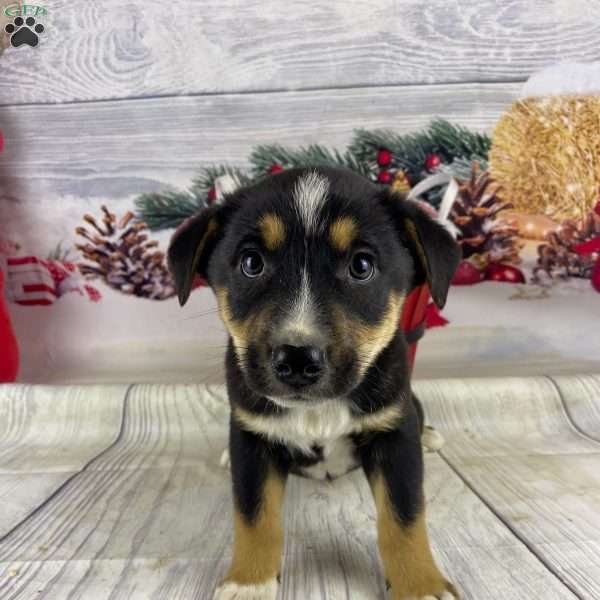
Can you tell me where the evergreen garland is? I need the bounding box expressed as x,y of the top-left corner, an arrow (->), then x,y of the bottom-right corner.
249,144 -> 370,178
135,119 -> 491,231
135,189 -> 206,231
350,120 -> 489,176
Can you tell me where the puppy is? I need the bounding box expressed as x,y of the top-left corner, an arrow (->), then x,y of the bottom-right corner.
168,167 -> 461,600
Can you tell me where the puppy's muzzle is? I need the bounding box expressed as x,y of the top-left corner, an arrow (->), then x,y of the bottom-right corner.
271,344 -> 326,389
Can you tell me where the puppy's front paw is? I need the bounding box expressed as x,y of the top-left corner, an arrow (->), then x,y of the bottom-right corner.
213,578 -> 278,600
219,447 -> 231,469
395,582 -> 459,600
421,426 -> 445,452
402,592 -> 456,600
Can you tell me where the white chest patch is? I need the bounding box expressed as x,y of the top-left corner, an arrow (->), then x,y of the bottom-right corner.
239,401 -> 361,480
301,436 -> 358,480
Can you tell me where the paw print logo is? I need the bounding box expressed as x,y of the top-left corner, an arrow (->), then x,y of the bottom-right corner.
4,16 -> 45,48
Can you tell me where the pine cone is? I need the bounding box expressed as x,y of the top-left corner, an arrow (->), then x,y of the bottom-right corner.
533,211 -> 600,282
75,206 -> 175,300
450,163 -> 522,264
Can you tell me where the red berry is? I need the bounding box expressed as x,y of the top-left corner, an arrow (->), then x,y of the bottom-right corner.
484,263 -> 526,284
424,153 -> 442,172
451,260 -> 484,285
207,187 -> 216,203
378,170 -> 393,184
377,149 -> 393,167
268,164 -> 284,175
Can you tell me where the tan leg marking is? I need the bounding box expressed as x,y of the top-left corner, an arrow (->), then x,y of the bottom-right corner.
223,469 -> 286,587
371,474 -> 457,599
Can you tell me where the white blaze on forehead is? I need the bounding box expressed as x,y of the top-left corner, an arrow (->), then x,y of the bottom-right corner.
283,268 -> 317,340
293,171 -> 329,234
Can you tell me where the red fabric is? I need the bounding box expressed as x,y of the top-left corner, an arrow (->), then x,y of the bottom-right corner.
425,302 -> 450,328
0,269 -> 19,382
6,256 -> 101,304
23,283 -> 58,296
400,284 -> 430,371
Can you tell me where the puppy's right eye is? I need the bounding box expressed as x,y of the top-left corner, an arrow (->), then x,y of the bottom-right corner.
240,250 -> 264,278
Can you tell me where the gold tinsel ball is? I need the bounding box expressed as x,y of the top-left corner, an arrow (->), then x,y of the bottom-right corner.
490,95 -> 600,220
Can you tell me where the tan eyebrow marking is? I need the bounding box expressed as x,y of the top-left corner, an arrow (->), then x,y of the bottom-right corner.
258,213 -> 286,250
329,216 -> 358,252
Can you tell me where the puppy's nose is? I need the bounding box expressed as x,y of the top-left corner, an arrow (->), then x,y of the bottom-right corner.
271,344 -> 325,387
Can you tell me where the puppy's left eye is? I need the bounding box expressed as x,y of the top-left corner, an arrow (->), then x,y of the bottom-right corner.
349,252 -> 375,281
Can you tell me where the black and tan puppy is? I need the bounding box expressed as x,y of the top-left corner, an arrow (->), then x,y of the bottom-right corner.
169,167 -> 461,600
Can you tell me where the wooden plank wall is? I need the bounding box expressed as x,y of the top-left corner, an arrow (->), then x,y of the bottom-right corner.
1,0 -> 600,203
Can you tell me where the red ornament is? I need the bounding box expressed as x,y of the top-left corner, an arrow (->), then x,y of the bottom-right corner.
377,148 -> 393,167
485,263 -> 526,284
451,260 -> 485,285
268,164 -> 284,175
591,261 -> 600,293
573,236 -> 600,256
594,199 -> 600,217
378,170 -> 393,184
424,153 -> 442,172
207,186 -> 217,204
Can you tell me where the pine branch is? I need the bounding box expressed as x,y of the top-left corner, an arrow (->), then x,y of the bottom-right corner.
349,119 -> 491,206
349,128 -> 433,179
350,119 -> 491,178
135,189 -> 206,231
438,156 -> 489,180
249,144 -> 371,178
428,119 -> 491,162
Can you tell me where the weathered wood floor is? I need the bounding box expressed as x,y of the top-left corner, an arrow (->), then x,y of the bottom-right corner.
1,376 -> 599,599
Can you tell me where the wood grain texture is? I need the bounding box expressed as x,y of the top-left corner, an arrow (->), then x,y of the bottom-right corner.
415,377 -> 600,457
0,384 -> 128,538
0,384 -> 128,473
417,377 -> 600,600
0,380 -> 591,599
549,375 -> 600,441
442,454 -> 600,600
0,0 -> 599,104
0,82 -> 518,204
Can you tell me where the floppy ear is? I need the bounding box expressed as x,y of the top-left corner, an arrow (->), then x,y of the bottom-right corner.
168,207 -> 219,306
388,196 -> 461,309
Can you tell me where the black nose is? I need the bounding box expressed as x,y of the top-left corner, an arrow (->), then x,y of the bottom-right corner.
271,345 -> 325,387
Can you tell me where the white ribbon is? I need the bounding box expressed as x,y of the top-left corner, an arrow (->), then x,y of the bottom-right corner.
407,172 -> 460,237
214,174 -> 242,204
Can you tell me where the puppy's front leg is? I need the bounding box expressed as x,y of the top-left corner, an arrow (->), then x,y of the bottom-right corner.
214,418 -> 287,600
360,413 -> 458,600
